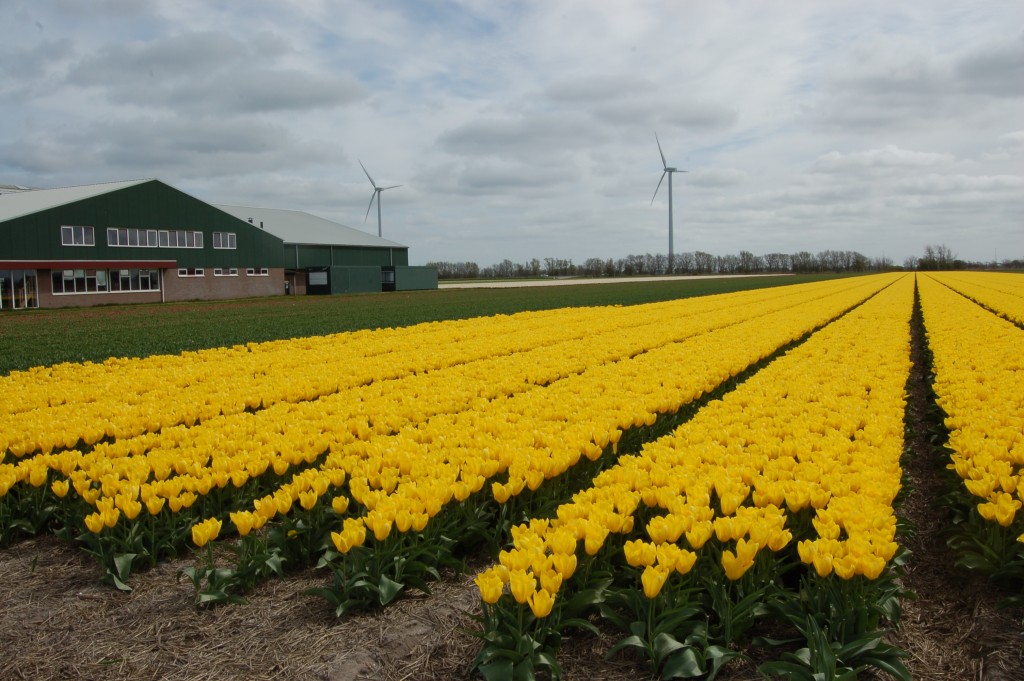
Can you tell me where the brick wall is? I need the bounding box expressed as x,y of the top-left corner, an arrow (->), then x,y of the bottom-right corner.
35,268 -> 286,308
163,269 -> 284,302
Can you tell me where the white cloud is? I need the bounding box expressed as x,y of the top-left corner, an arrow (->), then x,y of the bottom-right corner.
813,145 -> 954,173
0,0 -> 1022,266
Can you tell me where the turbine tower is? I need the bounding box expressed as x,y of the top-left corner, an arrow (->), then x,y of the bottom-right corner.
651,133 -> 687,274
360,160 -> 402,238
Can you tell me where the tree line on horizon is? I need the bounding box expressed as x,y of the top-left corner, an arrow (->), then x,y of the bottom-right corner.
427,244 -> 1020,280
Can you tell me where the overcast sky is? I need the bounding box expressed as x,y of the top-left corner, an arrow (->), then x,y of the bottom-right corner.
2,1 -> 1022,267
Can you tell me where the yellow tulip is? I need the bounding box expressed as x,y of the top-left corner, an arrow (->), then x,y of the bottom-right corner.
230,510 -> 255,537
623,539 -> 657,568
538,567 -> 563,594
508,569 -> 536,605
84,512 -> 105,534
547,528 -> 577,556
331,495 -> 350,515
298,489 -> 318,511
549,552 -> 577,579
198,517 -> 223,547
145,495 -> 166,515
491,481 -> 512,504
51,479 -> 70,498
674,548 -> 698,575
474,567 -> 505,605
528,588 -> 555,618
641,564 -> 670,599
584,523 -> 608,556
721,538 -> 759,581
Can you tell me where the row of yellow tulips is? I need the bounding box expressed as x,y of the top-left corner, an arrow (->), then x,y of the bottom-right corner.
1,278 -> 869,461
257,275 -> 898,554
918,273 -> 1024,534
2,277 -> 896,543
476,273 -> 914,615
928,271 -> 1024,326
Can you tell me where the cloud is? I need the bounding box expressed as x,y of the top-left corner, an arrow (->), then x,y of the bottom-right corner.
685,168 -> 748,188
437,113 -> 604,158
811,28 -> 1024,130
813,145 -> 954,173
955,30 -> 1024,98
1,0 -> 1021,267
66,30 -> 366,114
894,172 -> 1024,196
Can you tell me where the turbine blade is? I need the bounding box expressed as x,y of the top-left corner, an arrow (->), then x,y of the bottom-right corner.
380,184 -> 402,191
651,171 -> 667,204
359,160 -> 377,188
655,132 -> 667,170
364,191 -> 377,222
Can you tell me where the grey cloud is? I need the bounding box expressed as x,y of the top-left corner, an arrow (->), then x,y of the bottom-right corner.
955,31 -> 1024,98
437,113 -> 602,157
894,173 -> 1024,196
685,168 -> 748,188
544,74 -> 656,103
66,30 -> 364,114
417,157 -> 579,198
0,38 -> 75,88
69,31 -> 249,84
813,31 -> 1024,130
542,74 -> 737,130
1,115 -> 338,181
813,145 -> 954,173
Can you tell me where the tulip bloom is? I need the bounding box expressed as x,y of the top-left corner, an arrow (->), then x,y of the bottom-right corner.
508,569 -> 536,605
641,564 -> 670,599
474,568 -> 505,605
191,517 -> 222,548
528,588 -> 555,618
721,538 -> 759,581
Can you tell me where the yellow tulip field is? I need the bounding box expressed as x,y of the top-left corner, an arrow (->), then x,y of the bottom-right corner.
2,271 -> 1022,679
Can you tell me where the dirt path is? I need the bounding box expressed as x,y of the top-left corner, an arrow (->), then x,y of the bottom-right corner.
887,292 -> 1023,680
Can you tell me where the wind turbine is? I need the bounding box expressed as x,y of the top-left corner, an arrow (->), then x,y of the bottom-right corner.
359,160 -> 402,238
651,133 -> 687,274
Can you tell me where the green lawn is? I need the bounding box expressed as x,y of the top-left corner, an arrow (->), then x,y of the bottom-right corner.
0,274 -> 843,375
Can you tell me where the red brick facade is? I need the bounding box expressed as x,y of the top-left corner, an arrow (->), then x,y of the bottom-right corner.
33,268 -> 285,308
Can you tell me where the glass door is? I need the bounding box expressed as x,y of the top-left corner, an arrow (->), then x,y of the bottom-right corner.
3,270 -> 39,309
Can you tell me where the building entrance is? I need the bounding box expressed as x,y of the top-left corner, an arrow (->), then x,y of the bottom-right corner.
0,269 -> 39,309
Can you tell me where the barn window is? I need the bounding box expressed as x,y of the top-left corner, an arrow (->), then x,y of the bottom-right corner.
61,225 -> 94,246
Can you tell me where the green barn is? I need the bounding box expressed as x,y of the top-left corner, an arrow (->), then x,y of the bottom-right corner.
0,179 -> 436,310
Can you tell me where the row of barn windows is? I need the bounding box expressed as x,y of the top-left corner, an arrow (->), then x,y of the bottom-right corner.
52,268 -> 161,294
177,268 -> 269,277
52,267 -> 270,294
60,226 -> 236,250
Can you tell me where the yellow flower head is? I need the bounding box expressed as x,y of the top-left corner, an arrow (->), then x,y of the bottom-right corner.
528,588 -> 555,618
474,567 -> 505,605
623,539 -> 657,568
191,517 -> 222,548
509,569 -> 536,605
230,510 -> 255,537
641,564 -> 670,599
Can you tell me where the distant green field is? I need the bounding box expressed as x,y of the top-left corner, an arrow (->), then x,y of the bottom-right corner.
0,274 -> 843,374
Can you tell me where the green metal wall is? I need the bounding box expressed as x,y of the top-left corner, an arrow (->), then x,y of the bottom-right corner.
394,266 -> 438,291
329,266 -> 382,294
287,244 -> 409,269
0,180 -> 284,268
